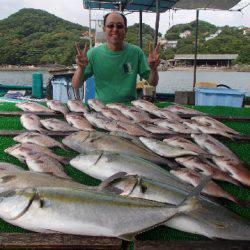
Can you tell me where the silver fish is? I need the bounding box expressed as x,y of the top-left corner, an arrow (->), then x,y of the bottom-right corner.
62,131 -> 172,165
184,121 -> 233,139
164,105 -> 206,115
139,137 -> 207,158
16,102 -> 55,113
47,100 -> 69,115
88,99 -> 106,112
25,152 -> 69,179
0,162 -> 24,172
67,100 -> 89,113
65,114 -> 93,131
40,118 -> 79,132
13,132 -> 68,150
100,107 -> 133,123
4,143 -> 69,165
20,114 -> 47,133
212,156 -> 250,187
70,151 -> 191,190
156,120 -> 197,134
191,134 -> 240,162
163,136 -> 209,155
0,186 -> 201,239
191,116 -> 240,135
175,156 -> 241,186
84,112 -> 111,130
100,173 -> 250,240
170,168 -> 243,206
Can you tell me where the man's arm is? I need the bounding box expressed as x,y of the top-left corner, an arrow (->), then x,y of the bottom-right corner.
148,69 -> 159,86
147,42 -> 160,86
72,43 -> 89,99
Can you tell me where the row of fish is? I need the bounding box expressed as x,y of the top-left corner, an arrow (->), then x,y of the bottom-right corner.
2,99 -> 248,240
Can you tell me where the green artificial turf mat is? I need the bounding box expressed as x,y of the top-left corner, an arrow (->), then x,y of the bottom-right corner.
0,102 -> 249,242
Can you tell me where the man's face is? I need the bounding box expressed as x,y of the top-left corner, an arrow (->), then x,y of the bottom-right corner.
104,13 -> 126,46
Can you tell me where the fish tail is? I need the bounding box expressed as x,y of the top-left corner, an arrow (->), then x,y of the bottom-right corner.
58,156 -> 71,165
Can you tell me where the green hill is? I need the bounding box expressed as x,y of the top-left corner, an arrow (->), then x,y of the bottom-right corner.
164,21 -> 250,64
0,9 -> 249,65
0,8 -> 88,65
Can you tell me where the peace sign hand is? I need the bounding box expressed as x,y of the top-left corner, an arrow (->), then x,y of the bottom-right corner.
148,42 -> 161,71
75,42 -> 89,69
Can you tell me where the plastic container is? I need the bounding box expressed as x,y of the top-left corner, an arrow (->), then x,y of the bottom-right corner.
195,87 -> 245,107
32,73 -> 43,98
51,76 -> 83,103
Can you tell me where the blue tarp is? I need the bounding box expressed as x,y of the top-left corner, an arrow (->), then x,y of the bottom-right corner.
83,0 -> 178,13
83,0 -> 240,12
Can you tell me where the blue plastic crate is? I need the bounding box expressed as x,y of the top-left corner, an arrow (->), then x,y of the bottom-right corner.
195,87 -> 245,107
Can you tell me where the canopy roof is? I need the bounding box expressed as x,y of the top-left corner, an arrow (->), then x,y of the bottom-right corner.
83,0 -> 241,12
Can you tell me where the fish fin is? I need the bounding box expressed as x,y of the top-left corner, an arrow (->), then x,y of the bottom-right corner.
99,172 -> 128,189
59,144 -> 70,151
235,199 -> 250,208
179,175 -> 212,206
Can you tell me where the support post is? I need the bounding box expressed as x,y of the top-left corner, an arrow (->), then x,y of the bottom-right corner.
193,9 -> 199,90
154,0 -> 160,48
139,11 -> 142,49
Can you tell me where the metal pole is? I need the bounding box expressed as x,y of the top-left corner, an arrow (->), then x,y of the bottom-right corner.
139,11 -> 142,49
193,9 -> 199,89
154,0 -> 160,48
89,5 -> 92,47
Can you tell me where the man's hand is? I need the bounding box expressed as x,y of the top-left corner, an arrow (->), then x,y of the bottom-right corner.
75,42 -> 89,69
148,42 -> 161,71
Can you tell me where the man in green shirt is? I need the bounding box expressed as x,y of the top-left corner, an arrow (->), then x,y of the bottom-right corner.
72,12 -> 160,103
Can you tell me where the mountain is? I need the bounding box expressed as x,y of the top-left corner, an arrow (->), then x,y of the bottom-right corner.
164,21 -> 250,64
0,8 -> 88,65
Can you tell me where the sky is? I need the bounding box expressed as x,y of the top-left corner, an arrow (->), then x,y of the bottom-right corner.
0,0 -> 250,35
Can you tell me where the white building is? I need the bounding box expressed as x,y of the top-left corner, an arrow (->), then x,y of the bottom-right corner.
166,40 -> 178,48
205,29 -> 222,41
179,30 -> 191,38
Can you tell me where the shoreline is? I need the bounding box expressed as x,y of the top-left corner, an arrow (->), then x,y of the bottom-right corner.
0,65 -> 250,72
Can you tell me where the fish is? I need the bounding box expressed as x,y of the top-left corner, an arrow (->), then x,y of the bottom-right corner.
0,162 -> 24,172
191,116 -> 240,135
67,100 -> 89,113
88,99 -> 106,112
131,99 -> 158,111
62,131 -> 173,165
20,114 -> 47,133
191,134 -> 240,162
84,112 -> 112,130
184,121 -> 233,139
119,108 -> 152,123
40,118 -> 79,132
175,156 -> 241,186
4,143 -> 69,165
115,121 -> 151,137
25,152 -> 70,179
100,107 -> 133,123
170,168 -> 244,206
16,102 -> 55,113
144,108 -> 183,123
212,156 -> 250,187
100,173 -> 250,240
164,105 -> 206,115
13,132 -> 68,150
0,170 -> 85,193
163,136 -> 210,155
0,186 -> 202,239
156,120 -> 197,134
47,100 -> 69,115
139,137 -> 209,158
106,103 -> 130,111
65,114 -> 93,131
70,151 -> 191,190
138,121 -> 176,135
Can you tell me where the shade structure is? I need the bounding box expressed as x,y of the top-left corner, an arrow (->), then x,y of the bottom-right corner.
83,0 -> 241,12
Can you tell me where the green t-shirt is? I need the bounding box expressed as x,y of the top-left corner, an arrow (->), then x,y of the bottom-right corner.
84,43 -> 150,103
